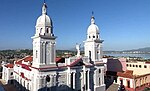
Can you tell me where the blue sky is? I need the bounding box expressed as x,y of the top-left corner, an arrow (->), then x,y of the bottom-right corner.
0,0 -> 150,51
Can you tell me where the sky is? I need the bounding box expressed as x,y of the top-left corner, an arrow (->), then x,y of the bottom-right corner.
0,0 -> 150,51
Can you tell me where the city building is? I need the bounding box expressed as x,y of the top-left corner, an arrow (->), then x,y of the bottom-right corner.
105,57 -> 150,91
117,61 -> 150,91
2,2 -> 106,91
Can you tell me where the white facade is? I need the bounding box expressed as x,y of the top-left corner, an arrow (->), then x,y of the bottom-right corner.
32,3 -> 56,68
2,64 -> 14,84
2,2 -> 106,91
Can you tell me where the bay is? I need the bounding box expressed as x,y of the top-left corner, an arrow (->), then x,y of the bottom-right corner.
104,53 -> 150,59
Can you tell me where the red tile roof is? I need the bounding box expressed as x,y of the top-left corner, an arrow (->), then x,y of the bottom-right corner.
5,64 -> 14,68
15,56 -> 65,65
69,58 -> 82,67
15,56 -> 33,64
56,57 -> 63,62
117,70 -> 134,78
21,64 -> 31,71
24,56 -> 33,62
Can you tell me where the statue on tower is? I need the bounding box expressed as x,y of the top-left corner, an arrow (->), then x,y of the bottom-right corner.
76,43 -> 81,57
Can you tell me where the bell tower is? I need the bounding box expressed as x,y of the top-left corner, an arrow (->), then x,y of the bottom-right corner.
84,15 -> 104,62
32,2 -> 57,68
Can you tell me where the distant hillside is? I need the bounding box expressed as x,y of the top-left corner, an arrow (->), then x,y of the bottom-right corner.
104,47 -> 150,54
123,47 -> 150,52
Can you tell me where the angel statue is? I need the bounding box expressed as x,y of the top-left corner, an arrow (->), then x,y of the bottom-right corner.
76,43 -> 81,57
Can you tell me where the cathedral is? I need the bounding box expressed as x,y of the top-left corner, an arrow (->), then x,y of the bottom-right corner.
2,2 -> 106,91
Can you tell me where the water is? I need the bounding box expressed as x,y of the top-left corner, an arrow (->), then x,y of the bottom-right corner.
104,53 -> 150,59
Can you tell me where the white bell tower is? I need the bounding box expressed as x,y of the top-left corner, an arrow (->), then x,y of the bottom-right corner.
84,15 -> 104,62
32,3 -> 57,68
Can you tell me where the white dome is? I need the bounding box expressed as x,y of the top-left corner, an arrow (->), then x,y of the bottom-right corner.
36,3 -> 52,27
87,24 -> 99,34
36,14 -> 51,27
87,16 -> 99,34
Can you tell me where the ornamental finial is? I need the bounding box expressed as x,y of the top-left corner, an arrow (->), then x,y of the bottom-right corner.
91,11 -> 95,24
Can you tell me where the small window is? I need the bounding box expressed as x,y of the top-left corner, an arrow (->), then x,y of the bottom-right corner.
40,28 -> 42,32
93,36 -> 95,38
130,64 -> 132,67
127,64 -> 128,66
127,80 -> 130,88
144,65 -> 147,68
97,35 -> 98,38
46,75 -> 50,82
133,65 -> 135,67
99,78 -> 101,85
89,36 -> 90,38
136,65 -> 138,67
139,65 -> 141,68
47,28 -> 49,33
99,69 -> 101,73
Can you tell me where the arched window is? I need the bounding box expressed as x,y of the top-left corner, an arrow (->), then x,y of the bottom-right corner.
46,75 -> 50,82
10,72 -> 13,75
46,28 -> 49,33
40,28 -> 43,34
99,69 -> 101,73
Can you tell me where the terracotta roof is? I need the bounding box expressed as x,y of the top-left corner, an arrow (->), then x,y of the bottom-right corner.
24,56 -> 33,62
15,59 -> 22,64
21,64 -> 31,71
15,56 -> 65,64
145,61 -> 150,64
117,70 -> 134,78
5,64 -> 14,68
69,58 -> 83,67
56,57 -> 65,63
15,56 -> 33,64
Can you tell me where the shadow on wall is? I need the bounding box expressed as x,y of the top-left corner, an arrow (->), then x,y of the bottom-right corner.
6,80 -> 22,91
105,58 -> 125,90
107,58 -> 125,72
38,85 -> 76,91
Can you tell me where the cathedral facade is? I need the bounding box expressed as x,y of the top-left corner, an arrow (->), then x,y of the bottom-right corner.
2,2 -> 106,91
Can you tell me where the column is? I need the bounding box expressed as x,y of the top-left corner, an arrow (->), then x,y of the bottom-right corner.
45,42 -> 47,64
73,73 -> 76,89
41,42 -> 44,64
43,42 -> 46,64
67,72 -> 71,87
87,71 -> 90,91
84,71 -> 86,91
80,72 -> 84,91
53,75 -> 56,86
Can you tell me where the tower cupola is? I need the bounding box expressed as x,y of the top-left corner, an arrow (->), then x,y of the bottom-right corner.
87,15 -> 100,41
35,3 -> 54,36
32,2 -> 56,68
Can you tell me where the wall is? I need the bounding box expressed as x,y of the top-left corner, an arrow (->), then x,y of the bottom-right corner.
127,62 -> 150,75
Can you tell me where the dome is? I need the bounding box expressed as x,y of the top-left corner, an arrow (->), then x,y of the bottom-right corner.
36,14 -> 51,27
36,3 -> 52,27
87,16 -> 99,34
87,24 -> 99,34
